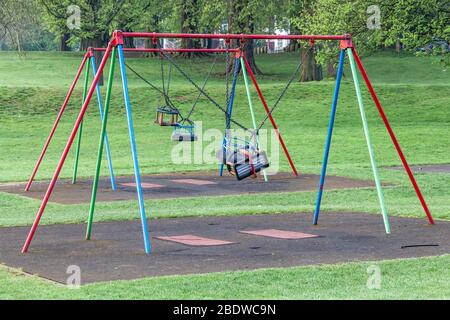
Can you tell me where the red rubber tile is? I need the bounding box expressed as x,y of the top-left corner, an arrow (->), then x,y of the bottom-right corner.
155,234 -> 235,246
120,182 -> 163,189
155,234 -> 234,246
170,179 -> 217,186
240,229 -> 319,239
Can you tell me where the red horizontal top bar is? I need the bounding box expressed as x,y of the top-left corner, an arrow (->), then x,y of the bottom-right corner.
119,31 -> 351,41
92,47 -> 238,53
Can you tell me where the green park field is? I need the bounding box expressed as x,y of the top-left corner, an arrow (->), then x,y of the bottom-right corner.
0,50 -> 449,299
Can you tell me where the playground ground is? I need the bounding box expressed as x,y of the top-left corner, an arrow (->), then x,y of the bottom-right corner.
1,212 -> 449,284
0,50 -> 449,299
0,172 -> 377,204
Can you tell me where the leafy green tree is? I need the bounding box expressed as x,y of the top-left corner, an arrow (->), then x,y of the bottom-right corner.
292,0 -> 450,79
0,0 -> 50,52
37,0 -> 75,51
227,0 -> 260,72
177,0 -> 202,52
130,0 -> 174,51
38,0 -> 128,50
293,0 -> 378,79
373,0 -> 449,52
201,0 -> 280,73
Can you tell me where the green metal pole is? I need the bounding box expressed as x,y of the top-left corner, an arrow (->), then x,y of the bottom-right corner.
86,47 -> 117,240
72,58 -> 91,184
240,57 -> 268,181
348,49 -> 391,234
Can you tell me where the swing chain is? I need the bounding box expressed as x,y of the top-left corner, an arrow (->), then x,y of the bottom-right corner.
182,53 -> 219,124
159,50 -> 176,111
160,50 -> 250,132
225,42 -> 230,116
124,62 -> 180,115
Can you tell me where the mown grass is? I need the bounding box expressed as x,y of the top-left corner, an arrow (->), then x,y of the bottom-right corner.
1,255 -> 449,299
0,50 -> 449,299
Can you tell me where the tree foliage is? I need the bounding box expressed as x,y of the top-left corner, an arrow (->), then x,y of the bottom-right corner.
1,0 -> 447,70
0,0 -> 55,51
38,0 -> 128,49
373,0 -> 449,50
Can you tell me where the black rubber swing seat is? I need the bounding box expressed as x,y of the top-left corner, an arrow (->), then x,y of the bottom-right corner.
155,106 -> 180,126
216,147 -> 270,181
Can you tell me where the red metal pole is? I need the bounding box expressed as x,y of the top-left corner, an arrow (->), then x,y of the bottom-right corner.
352,48 -> 434,224
93,48 -> 238,53
21,42 -> 114,253
25,53 -> 89,191
121,31 -> 349,41
242,55 -> 299,176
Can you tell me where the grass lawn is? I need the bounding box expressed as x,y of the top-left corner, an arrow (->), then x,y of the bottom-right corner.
0,50 -> 449,299
1,255 -> 449,299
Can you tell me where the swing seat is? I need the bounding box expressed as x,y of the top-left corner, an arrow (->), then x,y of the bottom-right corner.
216,147 -> 270,181
155,106 -> 180,126
171,131 -> 198,141
229,150 -> 270,181
171,124 -> 197,141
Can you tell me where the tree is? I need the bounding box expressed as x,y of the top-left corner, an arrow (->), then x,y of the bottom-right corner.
199,0 -> 282,73
293,0 -> 450,80
227,0 -> 283,74
38,0 -> 128,50
38,0 -> 73,51
226,0 -> 260,73
0,0 -> 45,52
291,0 -> 325,81
372,0 -> 449,51
178,0 -> 202,54
286,0 -> 301,52
39,0 -> 129,83
131,0 -> 173,53
292,0 -> 382,80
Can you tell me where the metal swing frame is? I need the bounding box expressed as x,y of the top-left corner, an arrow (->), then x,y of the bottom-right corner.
22,31 -> 434,256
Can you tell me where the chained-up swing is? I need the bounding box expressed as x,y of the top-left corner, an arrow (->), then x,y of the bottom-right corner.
127,47 -> 221,142
156,45 -> 271,179
22,32 -> 435,256
217,45 -> 309,181
157,47 -> 221,142
123,41 -> 301,181
156,44 -> 308,181
155,53 -> 180,127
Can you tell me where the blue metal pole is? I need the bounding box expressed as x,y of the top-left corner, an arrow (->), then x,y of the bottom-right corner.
313,49 -> 346,225
220,57 -> 240,176
91,55 -> 116,191
117,45 -> 151,255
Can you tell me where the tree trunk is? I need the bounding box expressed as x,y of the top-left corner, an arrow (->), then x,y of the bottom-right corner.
288,24 -> 300,52
396,38 -> 401,54
80,35 -> 106,85
59,33 -> 70,51
242,39 -> 263,74
92,37 -> 105,86
124,36 -> 134,49
299,46 -> 323,82
179,0 -> 205,58
144,35 -> 159,57
287,41 -> 299,52
227,0 -> 262,74
327,60 -> 338,79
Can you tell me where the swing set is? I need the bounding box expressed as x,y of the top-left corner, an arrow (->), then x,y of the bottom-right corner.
21,31 -> 435,256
